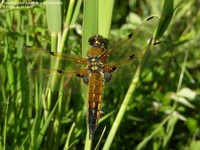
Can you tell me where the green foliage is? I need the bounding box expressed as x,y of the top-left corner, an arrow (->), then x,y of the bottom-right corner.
0,0 -> 200,150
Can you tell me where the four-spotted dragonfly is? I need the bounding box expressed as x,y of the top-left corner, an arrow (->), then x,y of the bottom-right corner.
24,16 -> 161,139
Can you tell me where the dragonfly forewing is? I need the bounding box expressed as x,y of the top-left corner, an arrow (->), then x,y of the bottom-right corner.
106,16 -> 159,63
24,47 -> 88,94
24,46 -> 88,71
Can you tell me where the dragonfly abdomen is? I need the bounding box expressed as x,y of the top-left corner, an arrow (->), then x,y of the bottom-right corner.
88,72 -> 104,139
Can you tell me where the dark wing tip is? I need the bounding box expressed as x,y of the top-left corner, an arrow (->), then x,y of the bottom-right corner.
129,54 -> 135,60
49,51 -> 55,55
128,32 -> 133,38
147,16 -> 154,21
57,69 -> 63,74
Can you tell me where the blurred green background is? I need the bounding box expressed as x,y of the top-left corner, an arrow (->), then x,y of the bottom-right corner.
0,0 -> 200,150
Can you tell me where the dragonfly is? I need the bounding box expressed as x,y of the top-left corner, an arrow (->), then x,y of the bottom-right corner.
24,16 -> 161,140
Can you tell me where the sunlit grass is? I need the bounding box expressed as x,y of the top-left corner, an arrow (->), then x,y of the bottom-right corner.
0,0 -> 200,150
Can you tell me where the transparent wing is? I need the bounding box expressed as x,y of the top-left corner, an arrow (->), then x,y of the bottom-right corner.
102,16 -> 166,90
24,47 -> 88,71
106,16 -> 159,64
24,47 -> 88,93
29,68 -> 88,93
104,41 -> 166,94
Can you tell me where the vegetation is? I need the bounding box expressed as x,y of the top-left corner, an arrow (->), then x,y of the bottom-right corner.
0,0 -> 199,150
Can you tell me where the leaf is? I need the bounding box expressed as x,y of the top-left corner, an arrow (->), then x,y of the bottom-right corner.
171,93 -> 195,109
177,88 -> 197,100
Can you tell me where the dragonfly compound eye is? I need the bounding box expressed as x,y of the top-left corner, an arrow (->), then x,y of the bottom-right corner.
88,35 -> 106,48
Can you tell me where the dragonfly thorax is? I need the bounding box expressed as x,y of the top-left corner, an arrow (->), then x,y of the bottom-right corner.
87,47 -> 104,58
87,57 -> 103,73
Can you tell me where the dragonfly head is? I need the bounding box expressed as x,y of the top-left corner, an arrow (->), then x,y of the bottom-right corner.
87,35 -> 107,58
88,35 -> 106,49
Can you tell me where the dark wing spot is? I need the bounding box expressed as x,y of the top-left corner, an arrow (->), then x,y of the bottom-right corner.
153,41 -> 161,45
49,51 -> 55,55
129,54 -> 135,59
112,66 -> 116,71
76,73 -> 82,78
57,69 -> 63,74
128,32 -> 133,38
147,16 -> 154,21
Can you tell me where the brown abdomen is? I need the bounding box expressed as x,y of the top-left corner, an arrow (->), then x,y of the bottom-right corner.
88,72 -> 104,139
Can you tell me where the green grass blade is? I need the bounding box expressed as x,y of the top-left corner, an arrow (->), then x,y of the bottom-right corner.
103,65 -> 141,150
60,0 -> 82,52
46,0 -> 62,34
155,0 -> 182,39
35,100 -> 59,149
98,0 -> 114,37
64,122 -> 76,149
84,130 -> 92,150
82,0 -> 98,57
136,115 -> 171,150
60,0 -> 76,53
70,0 -> 83,25
162,114 -> 179,148
46,0 -> 62,53
65,0 -> 76,26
